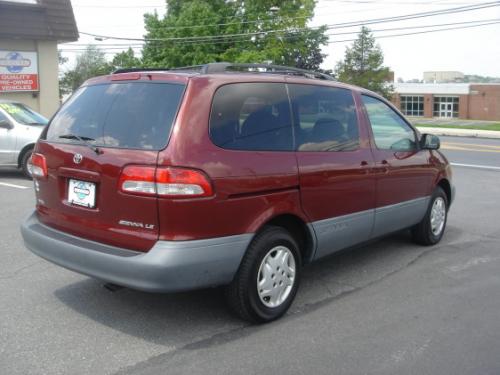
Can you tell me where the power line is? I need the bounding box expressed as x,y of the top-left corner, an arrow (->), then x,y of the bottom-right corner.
149,18 -> 500,46
328,19 -> 500,43
78,1 -> 500,42
59,19 -> 500,52
153,17 -> 500,46
73,1 -> 453,30
64,17 -> 500,47
73,4 -> 165,8
326,17 -> 500,35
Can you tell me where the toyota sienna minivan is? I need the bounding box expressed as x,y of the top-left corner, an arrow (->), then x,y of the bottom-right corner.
21,63 -> 454,322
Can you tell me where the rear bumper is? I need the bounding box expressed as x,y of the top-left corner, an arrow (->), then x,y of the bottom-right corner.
21,212 -> 253,293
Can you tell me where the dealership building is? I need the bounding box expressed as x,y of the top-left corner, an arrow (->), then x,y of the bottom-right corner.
393,83 -> 500,121
0,0 -> 78,117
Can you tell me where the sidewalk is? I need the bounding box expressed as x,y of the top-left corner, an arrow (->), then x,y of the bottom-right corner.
408,117 -> 499,127
415,126 -> 500,139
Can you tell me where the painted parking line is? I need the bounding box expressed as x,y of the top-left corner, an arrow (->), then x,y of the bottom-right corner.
441,142 -> 500,153
0,181 -> 31,189
451,162 -> 500,171
445,142 -> 500,150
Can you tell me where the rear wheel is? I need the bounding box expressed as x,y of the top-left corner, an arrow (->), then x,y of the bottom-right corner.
225,226 -> 301,323
412,186 -> 448,245
21,149 -> 34,180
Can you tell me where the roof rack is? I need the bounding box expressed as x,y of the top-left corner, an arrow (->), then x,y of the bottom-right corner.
112,63 -> 335,81
112,67 -> 170,74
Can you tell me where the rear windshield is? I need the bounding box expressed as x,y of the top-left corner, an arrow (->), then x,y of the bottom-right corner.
46,82 -> 185,150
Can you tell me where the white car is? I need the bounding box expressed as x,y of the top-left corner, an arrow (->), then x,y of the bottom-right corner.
0,100 -> 48,178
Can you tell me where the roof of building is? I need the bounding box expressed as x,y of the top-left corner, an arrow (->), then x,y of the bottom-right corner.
395,82 -> 500,95
423,71 -> 464,75
0,0 -> 78,42
394,83 -> 471,95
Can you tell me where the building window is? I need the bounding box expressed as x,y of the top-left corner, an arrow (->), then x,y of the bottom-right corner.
400,95 -> 424,116
433,96 -> 459,118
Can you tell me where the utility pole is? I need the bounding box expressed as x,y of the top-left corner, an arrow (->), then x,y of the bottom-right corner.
360,27 -> 365,75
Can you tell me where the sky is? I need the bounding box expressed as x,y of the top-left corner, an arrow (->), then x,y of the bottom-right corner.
61,0 -> 500,81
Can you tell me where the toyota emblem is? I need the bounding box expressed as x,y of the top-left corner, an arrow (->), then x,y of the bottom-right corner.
73,153 -> 83,164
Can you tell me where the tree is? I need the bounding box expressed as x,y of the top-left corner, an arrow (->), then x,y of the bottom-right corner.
59,45 -> 112,95
142,0 -> 328,70
58,51 -> 68,66
334,27 -> 393,99
110,48 -> 142,71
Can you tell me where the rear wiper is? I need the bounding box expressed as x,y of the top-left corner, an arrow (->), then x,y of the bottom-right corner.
59,134 -> 101,154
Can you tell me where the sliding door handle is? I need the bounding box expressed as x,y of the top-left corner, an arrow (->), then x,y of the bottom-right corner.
379,159 -> 390,174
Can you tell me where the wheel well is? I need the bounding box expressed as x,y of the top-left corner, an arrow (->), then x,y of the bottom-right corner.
17,144 -> 34,167
437,178 -> 451,204
262,214 -> 315,264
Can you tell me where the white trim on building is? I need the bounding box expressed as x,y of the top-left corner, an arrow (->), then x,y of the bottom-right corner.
394,83 -> 470,95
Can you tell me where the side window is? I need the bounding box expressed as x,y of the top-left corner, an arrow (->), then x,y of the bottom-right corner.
362,95 -> 416,151
289,84 -> 359,152
209,83 -> 292,151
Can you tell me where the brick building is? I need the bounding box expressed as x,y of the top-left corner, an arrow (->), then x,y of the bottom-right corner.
393,83 -> 500,121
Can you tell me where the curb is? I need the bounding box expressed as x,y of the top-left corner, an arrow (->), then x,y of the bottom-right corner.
415,126 -> 500,140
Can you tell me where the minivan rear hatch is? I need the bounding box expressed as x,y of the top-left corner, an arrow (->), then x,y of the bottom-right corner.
35,79 -> 186,252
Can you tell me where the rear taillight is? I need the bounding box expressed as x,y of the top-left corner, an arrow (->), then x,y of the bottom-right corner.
31,153 -> 47,179
119,166 -> 213,198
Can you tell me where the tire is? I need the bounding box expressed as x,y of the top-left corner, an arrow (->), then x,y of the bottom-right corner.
21,149 -> 34,180
225,226 -> 301,323
411,186 -> 448,246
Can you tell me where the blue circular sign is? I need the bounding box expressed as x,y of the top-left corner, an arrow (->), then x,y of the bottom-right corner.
5,52 -> 25,73
75,182 -> 89,200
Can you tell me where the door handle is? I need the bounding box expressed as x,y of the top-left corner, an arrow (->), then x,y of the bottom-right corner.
360,160 -> 368,167
380,159 -> 389,174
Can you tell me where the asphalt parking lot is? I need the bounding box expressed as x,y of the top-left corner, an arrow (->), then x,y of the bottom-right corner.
1,136 -> 500,375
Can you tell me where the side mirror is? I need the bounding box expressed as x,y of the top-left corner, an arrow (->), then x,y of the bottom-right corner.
420,133 -> 440,150
0,119 -> 13,130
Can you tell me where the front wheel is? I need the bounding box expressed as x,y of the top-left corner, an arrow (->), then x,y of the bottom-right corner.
225,226 -> 301,323
412,186 -> 448,245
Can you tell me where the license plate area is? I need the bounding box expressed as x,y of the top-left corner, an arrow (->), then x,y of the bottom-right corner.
68,179 -> 96,208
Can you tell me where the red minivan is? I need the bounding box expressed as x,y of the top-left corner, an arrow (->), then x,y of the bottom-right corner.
21,63 -> 454,322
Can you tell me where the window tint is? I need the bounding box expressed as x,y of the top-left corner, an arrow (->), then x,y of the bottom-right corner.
210,83 -> 293,151
289,84 -> 359,152
362,95 -> 416,151
46,82 -> 185,150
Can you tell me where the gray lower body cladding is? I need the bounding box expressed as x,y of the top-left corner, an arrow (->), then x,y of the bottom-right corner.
312,196 -> 431,259
21,212 -> 253,293
21,195 -> 436,292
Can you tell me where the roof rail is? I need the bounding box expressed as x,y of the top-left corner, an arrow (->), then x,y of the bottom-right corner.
112,63 -> 335,81
112,67 -> 170,74
112,65 -> 205,74
202,62 -> 335,80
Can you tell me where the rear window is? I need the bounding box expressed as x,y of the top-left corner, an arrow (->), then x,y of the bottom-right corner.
46,82 -> 185,150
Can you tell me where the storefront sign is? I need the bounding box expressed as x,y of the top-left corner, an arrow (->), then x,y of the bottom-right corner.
0,50 -> 39,92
